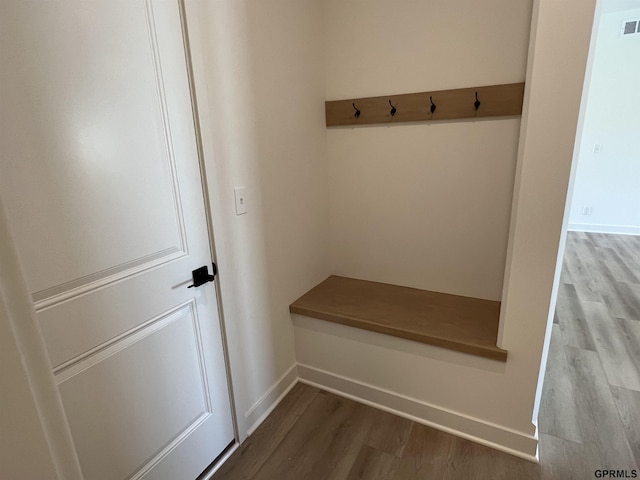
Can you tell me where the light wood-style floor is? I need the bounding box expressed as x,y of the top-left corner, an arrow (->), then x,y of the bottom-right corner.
538,232 -> 640,476
212,232 -> 640,480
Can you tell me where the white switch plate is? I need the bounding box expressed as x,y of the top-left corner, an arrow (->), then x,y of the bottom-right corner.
593,144 -> 602,154
234,186 -> 248,215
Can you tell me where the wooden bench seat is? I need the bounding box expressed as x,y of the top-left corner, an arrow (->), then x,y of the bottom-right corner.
290,276 -> 507,361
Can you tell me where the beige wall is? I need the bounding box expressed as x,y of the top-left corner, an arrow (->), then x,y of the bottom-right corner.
184,0 -> 329,438
0,0 -> 601,472
295,0 -> 597,459
501,0 -> 600,428
325,0 -> 533,300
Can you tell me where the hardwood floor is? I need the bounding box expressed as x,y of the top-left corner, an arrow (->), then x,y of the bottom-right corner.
213,232 -> 639,480
539,232 -> 640,472
212,385 -> 542,480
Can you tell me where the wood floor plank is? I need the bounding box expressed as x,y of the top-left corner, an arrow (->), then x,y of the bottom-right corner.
392,423 -> 454,480
443,438 -> 498,480
618,318 -> 640,377
555,282 -> 596,350
248,391 -> 349,480
601,282 -> 640,321
363,409 -> 412,458
577,231 -> 597,246
300,401 -> 379,480
614,282 -> 640,321
211,383 -> 320,480
583,302 -> 640,391
590,258 -> 640,320
344,446 -> 399,480
538,325 -> 584,443
538,434 -> 604,480
590,233 -> 616,248
624,281 -> 640,310
572,238 -> 606,292
610,386 -> 640,466
615,235 -> 640,275
250,391 -> 374,480
598,247 -> 640,284
443,436 -> 539,480
562,236 -> 602,302
563,345 -> 637,465
560,258 -> 574,284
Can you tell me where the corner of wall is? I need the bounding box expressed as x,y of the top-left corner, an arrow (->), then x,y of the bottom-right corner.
184,0 -> 329,441
500,0 -> 599,429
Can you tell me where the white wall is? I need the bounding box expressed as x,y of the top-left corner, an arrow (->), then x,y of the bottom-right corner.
568,7 -> 640,234
325,0 -> 533,301
184,0 -> 329,438
296,0 -> 597,459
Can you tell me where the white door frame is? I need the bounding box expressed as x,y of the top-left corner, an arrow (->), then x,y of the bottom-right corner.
177,0 -> 240,446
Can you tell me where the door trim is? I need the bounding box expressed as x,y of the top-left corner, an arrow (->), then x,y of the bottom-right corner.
177,0 -> 240,445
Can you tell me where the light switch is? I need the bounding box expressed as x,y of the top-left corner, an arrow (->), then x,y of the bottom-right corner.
234,186 -> 248,215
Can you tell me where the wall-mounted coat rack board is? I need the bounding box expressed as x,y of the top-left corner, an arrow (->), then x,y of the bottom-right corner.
325,82 -> 525,127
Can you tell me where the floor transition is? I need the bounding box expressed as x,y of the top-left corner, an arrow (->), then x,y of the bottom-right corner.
213,232 -> 639,480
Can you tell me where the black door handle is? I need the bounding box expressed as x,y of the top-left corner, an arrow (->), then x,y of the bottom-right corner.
187,264 -> 217,288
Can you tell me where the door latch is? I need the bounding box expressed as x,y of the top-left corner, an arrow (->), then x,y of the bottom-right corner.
187,264 -> 217,288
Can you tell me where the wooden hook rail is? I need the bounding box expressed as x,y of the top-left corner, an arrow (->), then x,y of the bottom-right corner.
325,82 -> 525,127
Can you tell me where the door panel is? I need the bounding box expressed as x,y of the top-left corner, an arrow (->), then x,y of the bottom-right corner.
59,303 -> 209,480
6,1 -> 186,296
0,1 -> 234,478
39,267 -> 205,370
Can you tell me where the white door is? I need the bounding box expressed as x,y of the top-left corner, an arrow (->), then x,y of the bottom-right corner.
0,1 -> 234,479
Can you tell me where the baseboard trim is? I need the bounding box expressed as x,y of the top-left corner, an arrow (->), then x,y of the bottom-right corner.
244,363 -> 298,436
568,223 -> 640,236
297,363 -> 538,463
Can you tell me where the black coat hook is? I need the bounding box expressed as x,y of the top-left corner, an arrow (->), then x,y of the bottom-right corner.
429,96 -> 436,114
474,91 -> 481,111
389,100 -> 397,117
352,103 -> 360,119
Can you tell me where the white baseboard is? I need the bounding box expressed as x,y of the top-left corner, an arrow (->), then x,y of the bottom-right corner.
244,363 -> 298,436
226,362 -> 539,462
297,363 -> 539,463
568,223 -> 640,236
